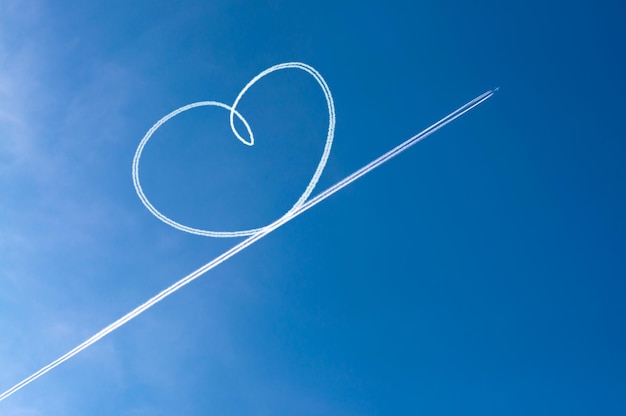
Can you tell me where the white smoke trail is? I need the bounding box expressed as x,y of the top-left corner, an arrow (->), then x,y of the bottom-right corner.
133,62 -> 335,237
0,61 -> 496,402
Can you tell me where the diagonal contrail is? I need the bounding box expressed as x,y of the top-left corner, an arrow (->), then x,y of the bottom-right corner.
0,86 -> 496,403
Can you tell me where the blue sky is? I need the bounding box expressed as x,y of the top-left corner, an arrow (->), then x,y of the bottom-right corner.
1,0 -> 625,414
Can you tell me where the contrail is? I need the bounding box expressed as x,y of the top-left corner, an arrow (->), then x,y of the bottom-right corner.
0,61 -> 497,402
133,62 -> 336,238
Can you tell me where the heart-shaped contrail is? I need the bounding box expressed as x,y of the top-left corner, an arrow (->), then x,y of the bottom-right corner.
133,63 -> 335,237
0,62 -> 497,403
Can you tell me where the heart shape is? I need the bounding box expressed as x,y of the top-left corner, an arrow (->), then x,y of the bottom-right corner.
132,62 -> 335,237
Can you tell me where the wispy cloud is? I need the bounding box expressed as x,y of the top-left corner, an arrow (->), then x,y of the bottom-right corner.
0,0 -> 141,256
0,3 -> 143,406
0,36 -> 40,171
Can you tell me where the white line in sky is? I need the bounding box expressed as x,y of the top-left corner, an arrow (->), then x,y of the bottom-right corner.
0,61 -> 496,403
133,62 -> 336,238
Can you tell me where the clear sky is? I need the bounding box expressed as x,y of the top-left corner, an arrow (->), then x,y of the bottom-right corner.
1,0 -> 625,415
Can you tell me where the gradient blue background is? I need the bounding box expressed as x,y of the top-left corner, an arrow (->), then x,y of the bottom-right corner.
1,1 -> 625,414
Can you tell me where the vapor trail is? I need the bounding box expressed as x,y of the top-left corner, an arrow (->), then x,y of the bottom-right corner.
133,62 -> 336,238
0,75 -> 496,402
